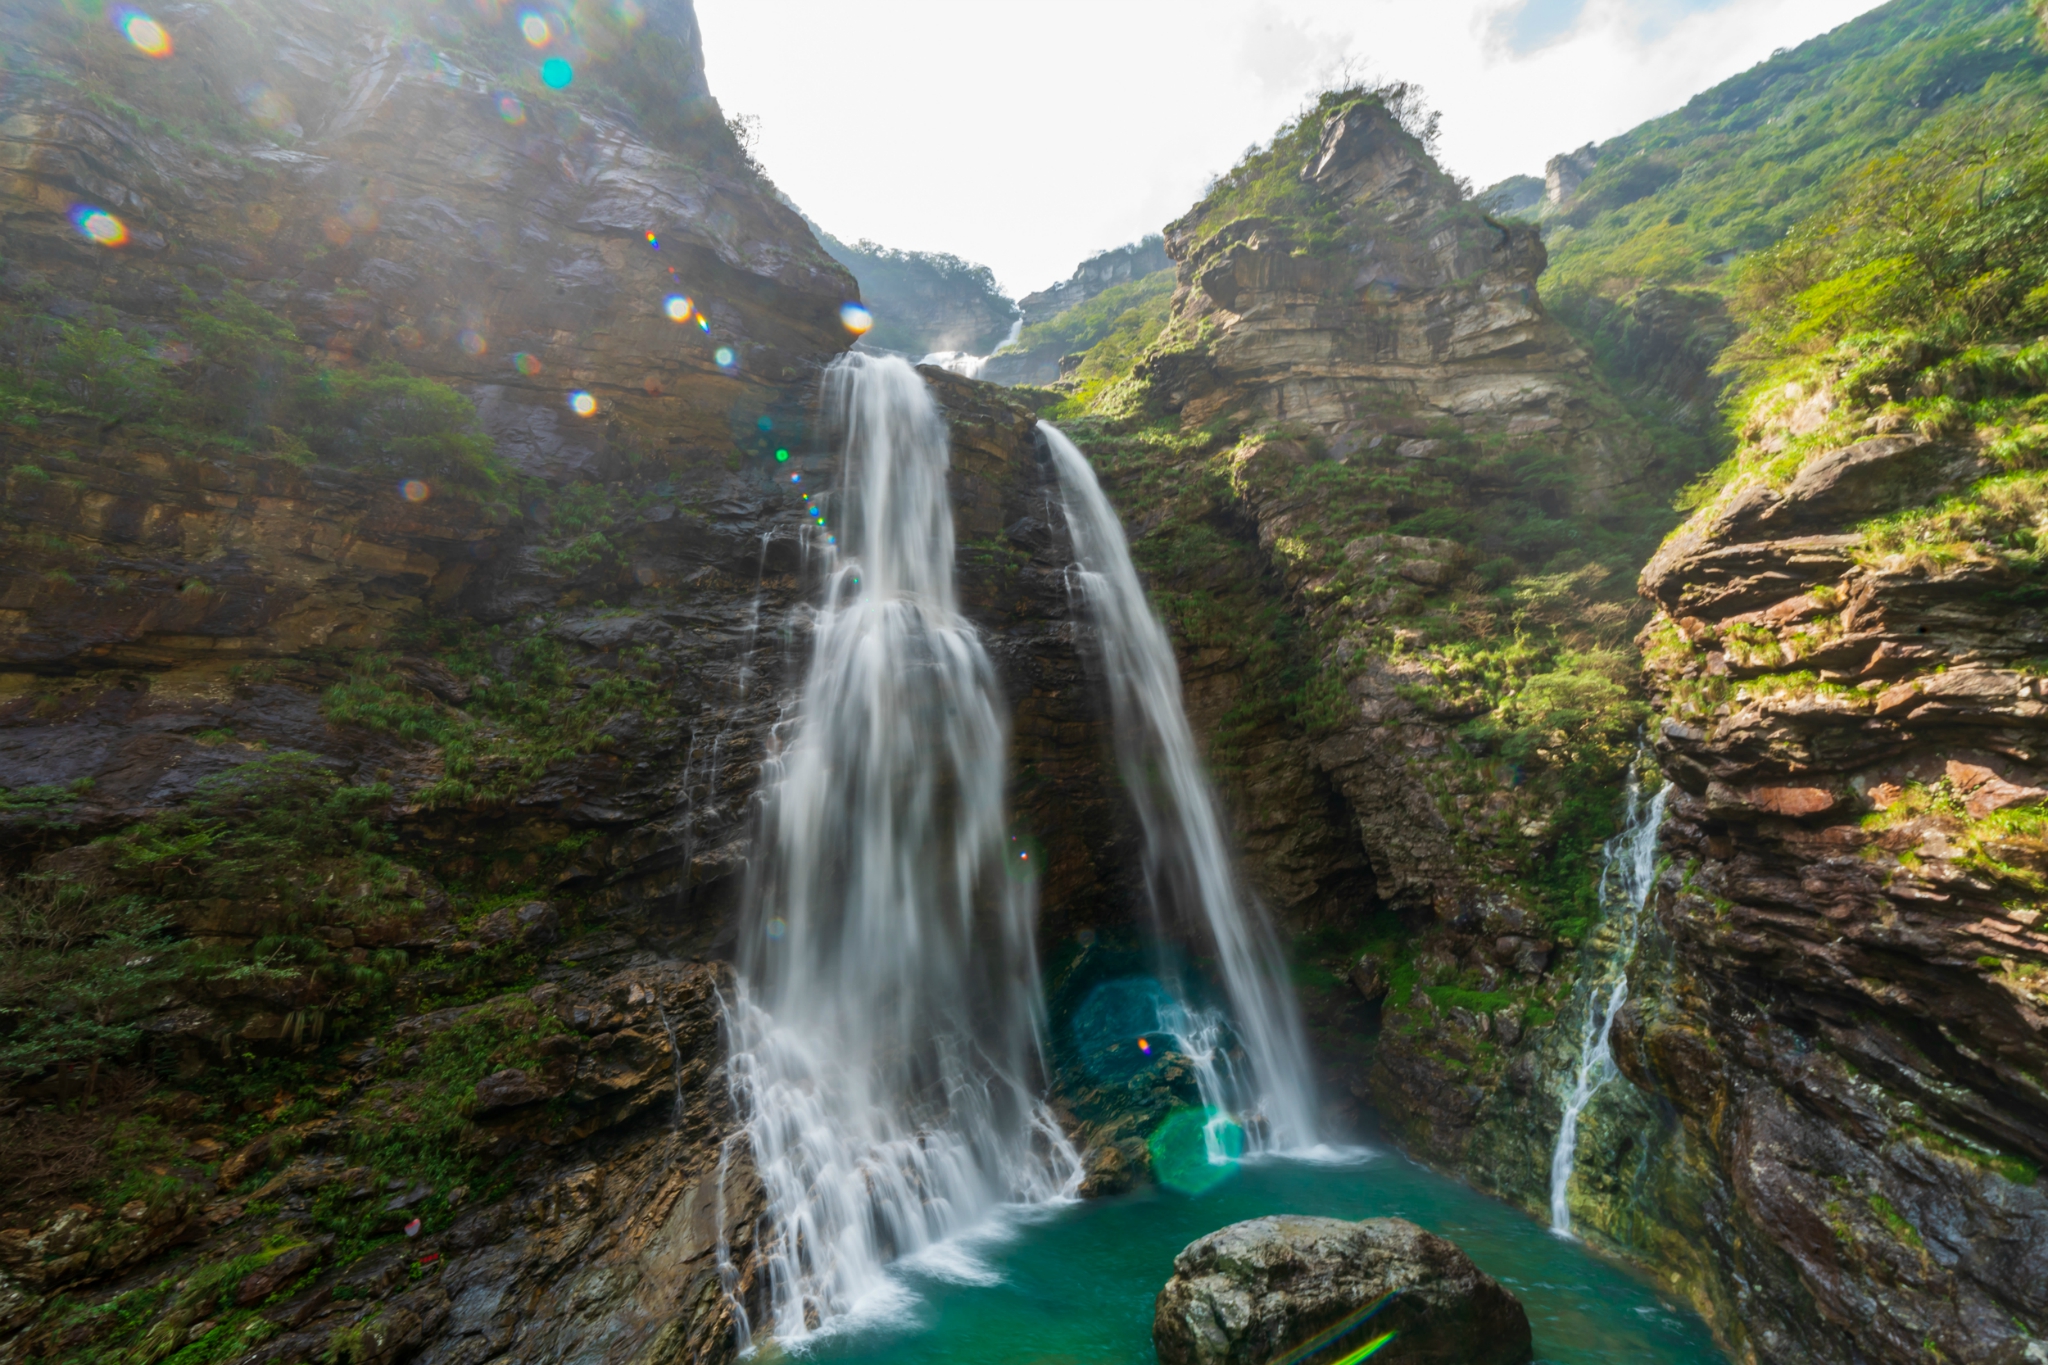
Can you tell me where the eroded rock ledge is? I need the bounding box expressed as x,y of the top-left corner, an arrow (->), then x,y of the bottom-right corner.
1619,424 -> 2048,1363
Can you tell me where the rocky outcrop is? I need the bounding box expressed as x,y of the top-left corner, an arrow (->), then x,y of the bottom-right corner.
1611,411 -> 2048,1362
1137,96 -> 1650,924
2,962 -> 759,1365
1152,1215 -> 1531,1365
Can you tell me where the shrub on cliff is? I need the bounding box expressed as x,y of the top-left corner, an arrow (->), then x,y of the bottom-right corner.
1728,78 -> 2048,373
0,874 -> 181,1092
0,288 -> 505,489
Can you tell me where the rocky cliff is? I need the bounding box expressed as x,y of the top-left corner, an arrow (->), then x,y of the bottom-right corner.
1039,91 -> 1693,1175
0,3 -> 1135,1361
1604,408 -> 2048,1361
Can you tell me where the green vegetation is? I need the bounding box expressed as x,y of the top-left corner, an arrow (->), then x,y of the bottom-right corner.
1676,65 -> 2048,523
1533,0 -> 2045,304
0,289 -> 504,489
811,230 -> 1018,355
1002,269 -> 1176,406
322,620 -> 674,807
0,875 -> 180,1088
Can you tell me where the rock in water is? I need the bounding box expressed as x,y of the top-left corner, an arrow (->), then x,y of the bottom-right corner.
1153,1215 -> 1532,1365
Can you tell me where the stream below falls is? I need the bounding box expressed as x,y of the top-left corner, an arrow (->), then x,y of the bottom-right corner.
802,1148 -> 1724,1365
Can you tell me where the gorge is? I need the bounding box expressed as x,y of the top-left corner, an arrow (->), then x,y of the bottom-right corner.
1,1 -> 2045,1364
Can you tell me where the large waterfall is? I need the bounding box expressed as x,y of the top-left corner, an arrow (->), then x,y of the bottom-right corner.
1548,767 -> 1669,1236
725,355 -> 1081,1347
1042,422 -> 1320,1151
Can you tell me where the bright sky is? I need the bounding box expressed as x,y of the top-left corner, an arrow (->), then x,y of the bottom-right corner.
697,0 -> 1884,296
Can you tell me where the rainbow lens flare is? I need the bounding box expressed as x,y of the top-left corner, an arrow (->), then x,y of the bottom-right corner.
399,479 -> 432,503
568,390 -> 597,416
839,302 -> 873,335
118,10 -> 172,57
540,57 -> 573,88
458,329 -> 487,356
1137,1036 -> 1152,1054
645,231 -> 660,250
664,295 -> 692,322
696,314 -> 710,332
72,207 -> 127,247
765,916 -> 787,940
512,351 -> 542,376
519,11 -> 550,45
497,94 -> 526,125
713,346 -> 736,369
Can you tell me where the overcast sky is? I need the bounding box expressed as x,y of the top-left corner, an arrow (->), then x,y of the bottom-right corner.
696,0 -> 1883,297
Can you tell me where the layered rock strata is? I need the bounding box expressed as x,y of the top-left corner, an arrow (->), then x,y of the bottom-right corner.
1611,424 -> 2048,1361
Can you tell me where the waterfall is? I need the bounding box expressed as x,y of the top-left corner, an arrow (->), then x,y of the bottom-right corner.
1548,767 -> 1670,1237
1041,422 -> 1320,1152
725,354 -> 1082,1348
919,315 -> 1025,379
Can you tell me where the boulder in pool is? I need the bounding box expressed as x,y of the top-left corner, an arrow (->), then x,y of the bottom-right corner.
1152,1214 -> 1532,1364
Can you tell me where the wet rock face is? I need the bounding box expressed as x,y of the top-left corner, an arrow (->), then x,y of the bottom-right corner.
1152,1215 -> 1532,1365
1627,425 -> 2048,1363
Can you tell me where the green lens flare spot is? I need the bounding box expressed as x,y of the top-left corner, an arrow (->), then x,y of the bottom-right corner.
1147,1105 -> 1243,1196
775,448 -> 789,461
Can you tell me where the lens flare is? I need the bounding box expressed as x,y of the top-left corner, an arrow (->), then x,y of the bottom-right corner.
765,916 -> 787,940
72,208 -> 127,247
540,57 -> 573,88
519,12 -> 550,45
663,295 -> 692,322
512,351 -> 542,375
696,314 -> 709,332
118,11 -> 172,57
1137,1036 -> 1152,1053
568,390 -> 597,416
458,329 -> 487,356
839,302 -> 873,335
399,479 -> 432,503
496,94 -> 526,125
611,0 -> 644,24
645,230 -> 659,250
774,448 -> 789,462
713,346 -> 736,369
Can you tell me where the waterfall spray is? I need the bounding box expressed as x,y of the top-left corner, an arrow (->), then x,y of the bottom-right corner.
1042,422 -> 1319,1151
725,355 -> 1081,1347
1548,765 -> 1669,1236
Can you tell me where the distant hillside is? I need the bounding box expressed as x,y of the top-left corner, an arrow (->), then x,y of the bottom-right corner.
809,228 -> 1018,357
982,237 -> 1173,386
1497,0 -> 2047,439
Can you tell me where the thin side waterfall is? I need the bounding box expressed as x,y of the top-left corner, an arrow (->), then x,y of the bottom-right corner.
1548,766 -> 1670,1236
1041,422 -> 1319,1151
725,354 -> 1081,1348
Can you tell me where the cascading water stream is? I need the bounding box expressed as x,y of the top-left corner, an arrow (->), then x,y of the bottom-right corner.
1041,422 -> 1319,1152
1548,765 -> 1669,1237
725,354 -> 1081,1348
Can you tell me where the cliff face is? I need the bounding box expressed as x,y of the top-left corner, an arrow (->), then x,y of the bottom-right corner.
1611,419 -> 2048,1363
0,4 -> 1126,1362
1040,92 -> 1691,1180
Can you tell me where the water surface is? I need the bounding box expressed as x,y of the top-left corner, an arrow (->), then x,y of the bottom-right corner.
805,1148 -> 1725,1365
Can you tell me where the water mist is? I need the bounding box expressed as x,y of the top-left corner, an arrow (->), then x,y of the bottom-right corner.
1042,421 -> 1320,1152
724,355 -> 1080,1347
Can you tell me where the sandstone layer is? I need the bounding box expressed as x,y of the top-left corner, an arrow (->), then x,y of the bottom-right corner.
1613,418 -> 2048,1362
